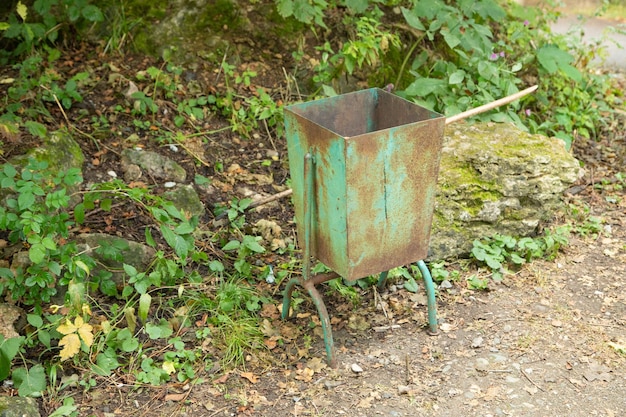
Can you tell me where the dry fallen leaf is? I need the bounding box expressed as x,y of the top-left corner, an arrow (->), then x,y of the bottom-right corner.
164,393 -> 187,402
240,372 -> 259,384
213,373 -> 230,384
306,357 -> 327,373
295,367 -> 314,382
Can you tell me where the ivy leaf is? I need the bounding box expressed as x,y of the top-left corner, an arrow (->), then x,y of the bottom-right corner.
12,365 -> 47,397
92,351 -> 120,376
162,361 -> 176,375
404,277 -> 419,293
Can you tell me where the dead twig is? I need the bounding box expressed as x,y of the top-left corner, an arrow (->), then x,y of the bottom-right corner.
520,367 -> 545,392
214,189 -> 293,220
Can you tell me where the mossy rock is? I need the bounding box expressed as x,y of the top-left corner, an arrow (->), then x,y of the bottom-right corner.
429,122 -> 582,260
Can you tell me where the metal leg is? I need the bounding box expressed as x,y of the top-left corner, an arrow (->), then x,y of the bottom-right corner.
281,152 -> 337,367
305,281 -> 336,368
417,260 -> 439,335
376,270 -> 389,289
281,278 -> 301,319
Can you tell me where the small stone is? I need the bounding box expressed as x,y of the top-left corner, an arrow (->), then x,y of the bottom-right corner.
351,363 -> 363,373
164,181 -> 177,188
471,336 -> 484,348
551,320 -> 562,327
439,280 -> 453,289
503,324 -> 512,333
475,358 -> 489,371
107,170 -> 117,178
397,385 -> 411,394
505,376 -> 520,383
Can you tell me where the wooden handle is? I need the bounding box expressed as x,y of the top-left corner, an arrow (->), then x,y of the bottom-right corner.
445,85 -> 538,125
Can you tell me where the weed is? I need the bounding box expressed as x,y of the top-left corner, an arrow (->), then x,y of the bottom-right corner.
0,159 -> 86,312
470,227 -> 570,282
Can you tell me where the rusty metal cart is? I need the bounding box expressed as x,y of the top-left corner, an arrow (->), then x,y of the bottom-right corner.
282,86 -> 537,367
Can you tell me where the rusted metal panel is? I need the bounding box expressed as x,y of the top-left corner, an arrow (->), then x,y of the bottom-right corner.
285,88 -> 445,281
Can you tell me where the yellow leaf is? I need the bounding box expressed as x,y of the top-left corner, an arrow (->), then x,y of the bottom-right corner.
162,361 -> 176,375
16,1 -> 27,21
77,321 -> 94,347
57,319 -> 78,335
59,333 -> 81,361
82,303 -> 92,316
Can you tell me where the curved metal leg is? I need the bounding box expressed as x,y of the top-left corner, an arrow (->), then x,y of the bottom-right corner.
306,282 -> 336,368
282,278 -> 302,319
417,260 -> 439,335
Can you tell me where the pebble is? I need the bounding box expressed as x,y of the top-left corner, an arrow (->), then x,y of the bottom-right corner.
503,324 -> 512,333
164,181 -> 177,188
551,319 -> 563,327
351,363 -> 363,373
397,385 -> 411,394
476,357 -> 489,370
506,376 -> 521,383
440,280 -> 453,289
471,336 -> 484,348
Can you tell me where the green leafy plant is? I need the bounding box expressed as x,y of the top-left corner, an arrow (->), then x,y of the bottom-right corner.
0,159 -> 89,312
470,228 -> 570,282
0,0 -> 104,61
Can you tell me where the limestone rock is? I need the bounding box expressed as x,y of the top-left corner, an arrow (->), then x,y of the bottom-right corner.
76,233 -> 156,285
0,303 -> 23,339
429,122 -> 583,260
163,184 -> 206,218
121,149 -> 186,183
0,396 -> 40,417
27,128 -> 85,175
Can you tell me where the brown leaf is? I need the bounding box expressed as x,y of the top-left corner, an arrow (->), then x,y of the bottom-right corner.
295,368 -> 314,382
260,303 -> 280,319
213,373 -> 230,384
264,337 -> 278,350
240,372 -> 259,384
306,357 -> 327,373
164,393 -> 187,402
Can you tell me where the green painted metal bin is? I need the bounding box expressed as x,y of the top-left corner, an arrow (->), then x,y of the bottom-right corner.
284,88 -> 446,282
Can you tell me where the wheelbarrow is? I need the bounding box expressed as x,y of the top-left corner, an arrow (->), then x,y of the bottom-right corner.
282,86 -> 537,367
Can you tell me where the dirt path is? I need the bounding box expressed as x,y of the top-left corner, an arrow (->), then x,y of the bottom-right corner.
79,190 -> 625,416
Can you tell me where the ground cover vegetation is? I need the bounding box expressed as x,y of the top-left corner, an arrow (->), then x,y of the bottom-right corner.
0,0 -> 624,414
